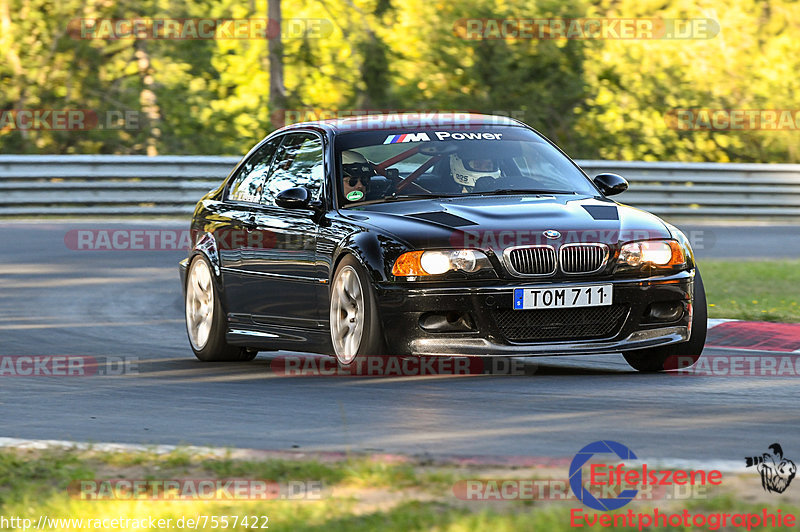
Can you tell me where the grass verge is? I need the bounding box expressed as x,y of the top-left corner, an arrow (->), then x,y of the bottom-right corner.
0,447 -> 798,531
700,259 -> 800,322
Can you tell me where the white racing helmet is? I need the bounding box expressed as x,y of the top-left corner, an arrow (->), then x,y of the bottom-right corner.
342,150 -> 369,166
450,154 -> 500,191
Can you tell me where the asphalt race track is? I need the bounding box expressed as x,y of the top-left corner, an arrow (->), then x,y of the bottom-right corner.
1,221 -> 798,462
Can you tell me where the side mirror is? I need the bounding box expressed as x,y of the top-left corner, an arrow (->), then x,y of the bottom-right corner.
593,173 -> 629,196
275,187 -> 310,209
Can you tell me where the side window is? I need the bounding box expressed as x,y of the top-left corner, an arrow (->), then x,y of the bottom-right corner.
261,132 -> 324,206
227,139 -> 280,203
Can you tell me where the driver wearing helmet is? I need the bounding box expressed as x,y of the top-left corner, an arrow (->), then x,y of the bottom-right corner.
341,150 -> 374,202
450,154 -> 501,193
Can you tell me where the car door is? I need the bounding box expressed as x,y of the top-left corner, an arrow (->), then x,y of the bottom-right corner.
217,137 -> 281,319
238,131 -> 326,330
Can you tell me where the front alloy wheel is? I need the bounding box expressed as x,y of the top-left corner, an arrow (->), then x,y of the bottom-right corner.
186,257 -> 215,351
329,255 -> 385,366
185,255 -> 256,362
330,265 -> 365,364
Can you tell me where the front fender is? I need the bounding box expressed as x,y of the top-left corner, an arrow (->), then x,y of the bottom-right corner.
192,231 -> 222,277
332,230 -> 408,284
179,231 -> 223,299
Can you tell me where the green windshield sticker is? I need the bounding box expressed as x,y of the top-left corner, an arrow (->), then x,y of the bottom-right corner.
346,190 -> 364,201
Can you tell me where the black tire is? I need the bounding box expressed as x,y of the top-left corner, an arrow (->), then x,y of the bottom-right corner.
622,268 -> 707,372
329,255 -> 386,366
185,255 -> 254,362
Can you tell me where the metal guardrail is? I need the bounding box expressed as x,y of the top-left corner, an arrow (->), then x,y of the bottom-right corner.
0,155 -> 237,217
1,155 -> 799,218
586,160 -> 800,218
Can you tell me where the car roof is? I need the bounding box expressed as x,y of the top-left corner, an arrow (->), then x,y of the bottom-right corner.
274,112 -> 527,134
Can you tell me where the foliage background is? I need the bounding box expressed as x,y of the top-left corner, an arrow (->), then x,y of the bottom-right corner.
1,0 -> 797,160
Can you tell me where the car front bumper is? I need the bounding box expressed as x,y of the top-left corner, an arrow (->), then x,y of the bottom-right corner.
178,258 -> 189,296
375,270 -> 696,357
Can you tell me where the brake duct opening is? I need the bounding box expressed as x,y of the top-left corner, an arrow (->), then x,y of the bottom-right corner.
419,311 -> 477,332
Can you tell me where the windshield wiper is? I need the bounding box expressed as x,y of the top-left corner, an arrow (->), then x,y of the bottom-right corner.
383,193 -> 462,202
352,193 -> 462,207
477,189 -> 575,196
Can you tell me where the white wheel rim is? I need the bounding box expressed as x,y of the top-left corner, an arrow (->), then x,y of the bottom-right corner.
330,265 -> 365,365
186,258 -> 214,350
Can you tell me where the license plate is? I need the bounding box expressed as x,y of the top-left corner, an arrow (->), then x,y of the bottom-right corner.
513,285 -> 613,310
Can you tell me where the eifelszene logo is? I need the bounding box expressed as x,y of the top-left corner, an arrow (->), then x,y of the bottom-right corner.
569,440 -> 722,512
570,441 -> 639,511
745,443 -> 797,494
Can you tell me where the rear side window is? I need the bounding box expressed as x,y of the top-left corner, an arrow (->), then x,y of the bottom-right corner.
261,132 -> 324,206
227,139 -> 280,203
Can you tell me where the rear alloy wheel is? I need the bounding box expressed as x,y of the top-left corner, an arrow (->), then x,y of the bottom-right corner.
185,255 -> 256,362
623,269 -> 707,372
329,255 -> 385,366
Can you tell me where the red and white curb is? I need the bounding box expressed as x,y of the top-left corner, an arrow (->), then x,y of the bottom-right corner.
706,319 -> 800,353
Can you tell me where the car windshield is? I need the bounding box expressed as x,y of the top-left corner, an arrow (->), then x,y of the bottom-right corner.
333,126 -> 598,206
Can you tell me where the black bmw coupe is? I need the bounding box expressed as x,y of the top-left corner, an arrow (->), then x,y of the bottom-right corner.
179,113 -> 706,372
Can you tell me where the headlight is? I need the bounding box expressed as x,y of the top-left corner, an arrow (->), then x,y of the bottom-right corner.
664,223 -> 696,267
421,251 -> 453,274
392,249 -> 491,277
618,240 -> 686,268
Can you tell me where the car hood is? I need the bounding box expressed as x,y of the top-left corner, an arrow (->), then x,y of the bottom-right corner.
340,195 -> 671,251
